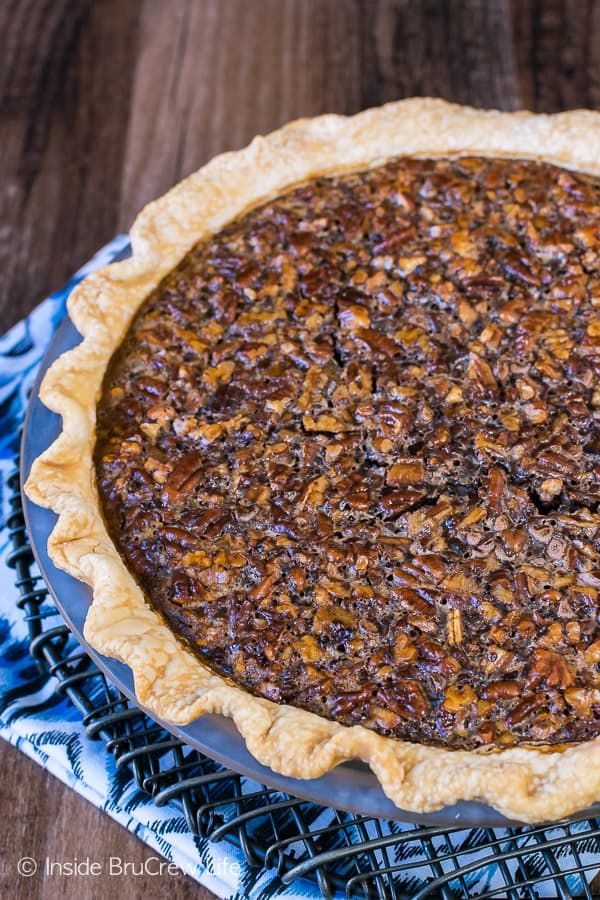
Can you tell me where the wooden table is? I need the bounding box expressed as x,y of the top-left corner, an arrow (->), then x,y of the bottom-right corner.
1,1 -> 599,897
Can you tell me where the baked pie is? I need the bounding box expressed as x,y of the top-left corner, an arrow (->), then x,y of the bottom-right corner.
26,99 -> 600,822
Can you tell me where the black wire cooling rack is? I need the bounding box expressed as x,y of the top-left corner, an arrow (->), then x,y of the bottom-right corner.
7,457 -> 600,899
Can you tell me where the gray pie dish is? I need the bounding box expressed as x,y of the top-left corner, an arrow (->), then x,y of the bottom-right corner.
21,313 -> 600,828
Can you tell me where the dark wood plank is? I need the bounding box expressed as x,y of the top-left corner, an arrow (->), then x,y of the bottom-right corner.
511,0 -> 600,111
0,0 -> 142,333
119,0 -> 367,226
1,2 -> 600,897
0,740 -> 211,899
357,0 -> 521,110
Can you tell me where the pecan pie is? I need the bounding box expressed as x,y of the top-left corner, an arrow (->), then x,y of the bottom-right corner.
26,100 -> 600,821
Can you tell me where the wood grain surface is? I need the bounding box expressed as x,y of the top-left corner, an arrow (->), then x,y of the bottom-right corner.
1,1 -> 599,898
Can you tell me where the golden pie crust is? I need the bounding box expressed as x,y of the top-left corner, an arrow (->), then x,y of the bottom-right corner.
25,98 -> 600,822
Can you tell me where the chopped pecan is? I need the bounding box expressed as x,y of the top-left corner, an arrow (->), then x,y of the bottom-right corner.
302,413 -> 353,433
389,586 -> 433,616
338,302 -> 371,331
506,694 -> 546,726
356,327 -> 398,357
565,687 -> 600,716
202,360 -> 235,388
378,488 -> 430,517
443,685 -> 476,712
249,573 -> 277,601
446,608 -> 463,645
162,451 -> 205,503
376,681 -> 430,720
526,650 -> 574,690
482,680 -> 521,700
466,352 -> 498,396
386,460 -> 425,485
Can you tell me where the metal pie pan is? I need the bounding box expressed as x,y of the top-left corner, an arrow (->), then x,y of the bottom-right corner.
21,314 -> 600,828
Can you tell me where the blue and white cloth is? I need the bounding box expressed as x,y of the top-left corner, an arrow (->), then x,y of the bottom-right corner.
0,237 -> 598,898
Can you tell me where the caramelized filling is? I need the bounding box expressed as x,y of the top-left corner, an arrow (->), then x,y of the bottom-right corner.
95,156 -> 600,748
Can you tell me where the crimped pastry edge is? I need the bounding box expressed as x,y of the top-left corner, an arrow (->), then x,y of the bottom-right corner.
24,97 -> 600,823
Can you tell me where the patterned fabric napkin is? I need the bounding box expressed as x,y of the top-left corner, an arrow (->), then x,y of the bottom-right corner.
0,237 -> 597,899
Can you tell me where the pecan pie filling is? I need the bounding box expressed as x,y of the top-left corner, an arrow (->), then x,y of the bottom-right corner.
95,156 -> 600,750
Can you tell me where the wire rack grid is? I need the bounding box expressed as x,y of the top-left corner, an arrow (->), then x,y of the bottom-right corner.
6,458 -> 600,900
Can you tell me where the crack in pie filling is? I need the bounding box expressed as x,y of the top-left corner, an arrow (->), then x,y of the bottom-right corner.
95,154 -> 600,752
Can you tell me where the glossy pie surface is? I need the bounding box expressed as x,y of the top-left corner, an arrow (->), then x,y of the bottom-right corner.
95,155 -> 600,750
